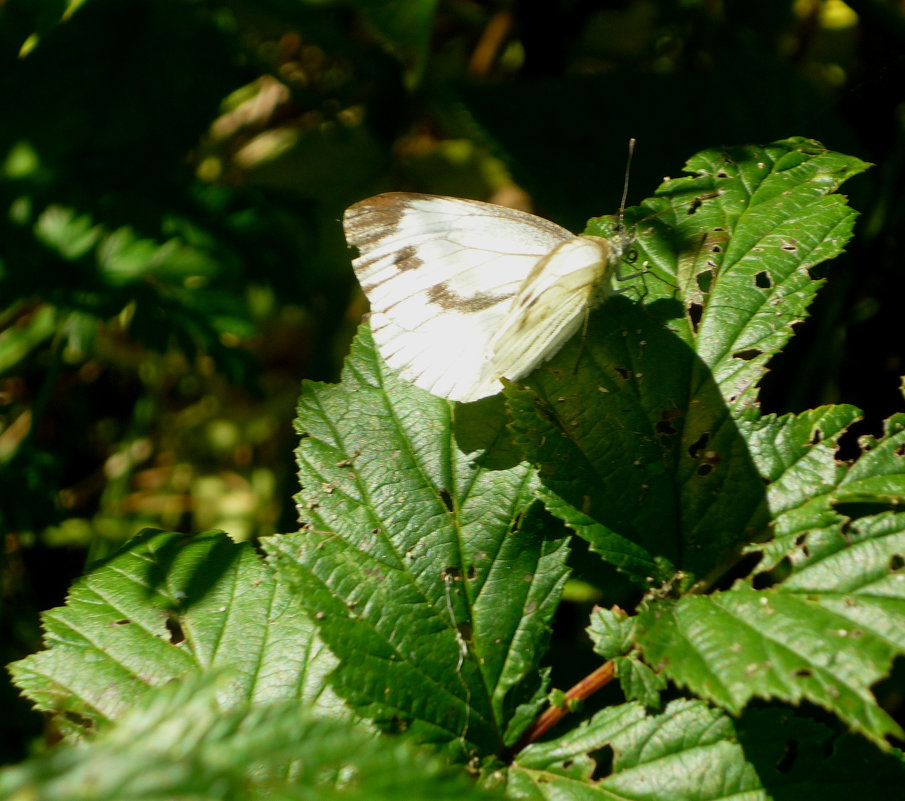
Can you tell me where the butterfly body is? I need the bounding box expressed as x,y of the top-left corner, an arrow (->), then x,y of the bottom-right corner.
344,193 -> 628,402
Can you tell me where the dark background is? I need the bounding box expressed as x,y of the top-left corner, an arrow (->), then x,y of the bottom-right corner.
2,0 -> 903,763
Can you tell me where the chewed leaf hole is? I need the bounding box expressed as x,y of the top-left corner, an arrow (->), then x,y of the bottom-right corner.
781,242 -> 798,252
688,302 -> 704,333
752,556 -> 791,589
688,432 -> 710,459
891,554 -> 905,571
811,428 -> 823,445
755,270 -> 772,288
439,488 -> 454,512
696,270 -> 713,293
733,348 -> 762,361
655,408 -> 682,435
793,668 -> 813,678
165,613 -> 185,645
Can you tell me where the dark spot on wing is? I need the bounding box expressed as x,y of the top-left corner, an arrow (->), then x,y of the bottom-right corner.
394,245 -> 420,270
427,282 -> 513,312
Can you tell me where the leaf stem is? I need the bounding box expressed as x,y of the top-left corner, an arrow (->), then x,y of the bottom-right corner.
510,660 -> 616,756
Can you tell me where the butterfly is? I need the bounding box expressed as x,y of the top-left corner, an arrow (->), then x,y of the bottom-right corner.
343,192 -> 635,402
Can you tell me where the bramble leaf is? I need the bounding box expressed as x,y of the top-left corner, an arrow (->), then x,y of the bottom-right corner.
8,529 -> 342,738
265,327 -> 570,755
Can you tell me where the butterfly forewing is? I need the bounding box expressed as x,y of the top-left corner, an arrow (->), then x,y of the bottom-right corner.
344,193 -> 577,401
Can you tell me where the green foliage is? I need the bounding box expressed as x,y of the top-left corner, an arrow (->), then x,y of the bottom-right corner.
0,674 -> 494,801
5,0 -> 905,795
7,136 -> 905,797
9,530 -> 343,739
267,349 -> 567,752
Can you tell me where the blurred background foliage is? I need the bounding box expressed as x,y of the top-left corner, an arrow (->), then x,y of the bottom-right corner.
2,0 -> 904,764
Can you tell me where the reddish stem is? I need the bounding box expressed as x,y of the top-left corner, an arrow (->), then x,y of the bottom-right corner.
510,660 -> 617,756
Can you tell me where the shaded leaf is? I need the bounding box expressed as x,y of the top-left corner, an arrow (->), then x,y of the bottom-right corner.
508,139 -> 868,587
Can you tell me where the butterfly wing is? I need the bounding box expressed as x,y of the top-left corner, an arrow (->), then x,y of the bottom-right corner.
344,193 -> 575,401
479,235 -> 615,393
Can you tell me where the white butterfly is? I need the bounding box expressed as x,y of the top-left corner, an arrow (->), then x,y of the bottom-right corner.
343,193 -> 633,402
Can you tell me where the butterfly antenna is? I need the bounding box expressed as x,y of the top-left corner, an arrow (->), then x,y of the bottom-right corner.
618,138 -> 636,234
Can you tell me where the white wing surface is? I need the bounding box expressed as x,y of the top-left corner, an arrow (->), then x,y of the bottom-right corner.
344,192 -> 621,401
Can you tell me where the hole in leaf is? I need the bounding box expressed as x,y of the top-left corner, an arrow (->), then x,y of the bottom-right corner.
891,554 -> 905,571
733,348 -> 762,361
457,622 -> 474,642
441,566 -> 462,581
63,710 -> 96,730
751,556 -> 790,589
714,551 -> 763,591
754,271 -> 772,288
686,194 -> 714,214
810,428 -> 822,445
112,619 -> 131,626
835,501 -> 899,520
165,613 -> 185,645
696,271 -> 713,293
655,409 -> 681,435
688,432 -> 710,459
696,463 -> 713,476
781,242 -> 798,252
439,489 -> 454,512
589,745 -> 615,780
688,302 -> 703,333
466,565 -> 477,579
793,668 -> 813,678
717,168 -> 729,178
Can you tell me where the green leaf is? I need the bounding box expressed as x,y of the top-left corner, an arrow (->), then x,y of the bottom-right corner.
509,698 -> 905,800
509,699 -> 769,800
507,138 -> 868,587
8,529 -> 342,738
0,673 -> 497,801
612,656 -> 667,709
265,325 -> 571,755
586,606 -> 633,659
586,608 -> 666,708
636,509 -> 905,745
